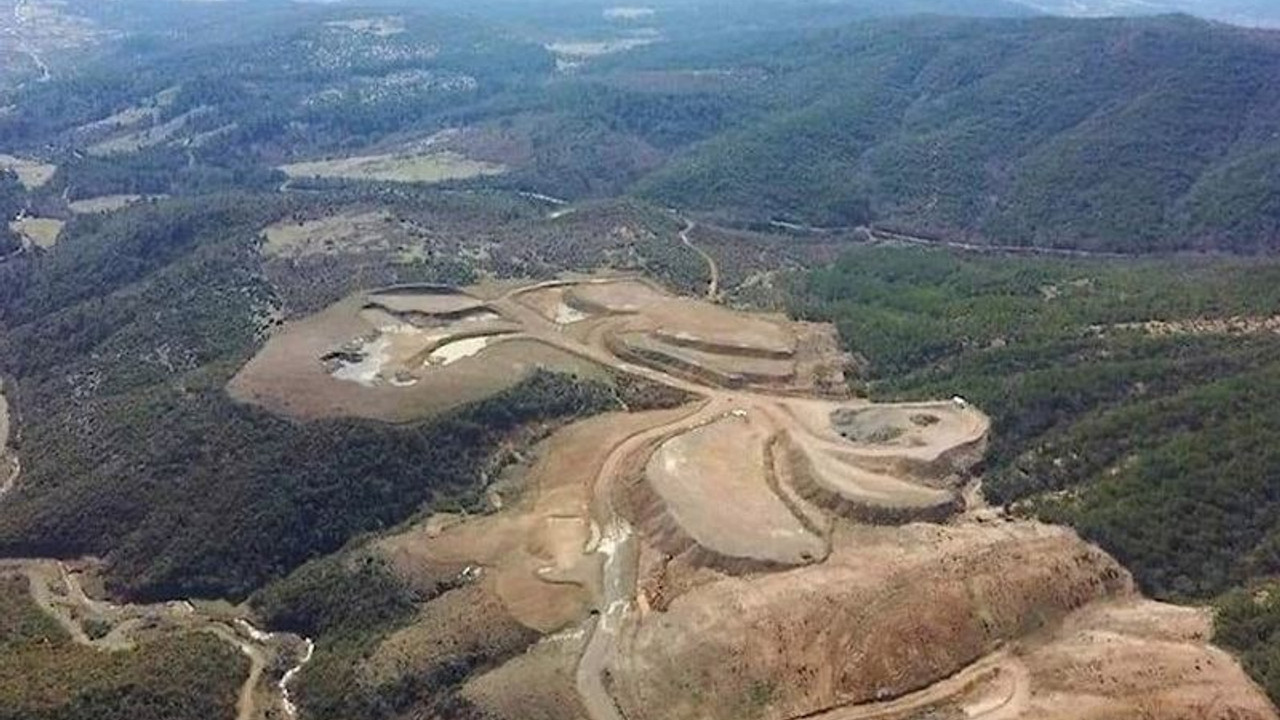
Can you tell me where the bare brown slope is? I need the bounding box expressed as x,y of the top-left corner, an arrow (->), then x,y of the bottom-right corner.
609,522 -> 1130,720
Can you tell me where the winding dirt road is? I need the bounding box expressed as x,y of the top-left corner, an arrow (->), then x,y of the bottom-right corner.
678,220 -> 720,301
574,398 -> 727,720
802,650 -> 1031,720
0,558 -> 309,720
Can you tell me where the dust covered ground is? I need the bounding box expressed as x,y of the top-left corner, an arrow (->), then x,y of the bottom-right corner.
228,271 -> 1278,720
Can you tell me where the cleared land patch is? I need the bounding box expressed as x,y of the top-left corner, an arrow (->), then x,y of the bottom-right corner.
280,150 -> 505,184
8,216 -> 64,248
0,154 -> 55,189
67,194 -> 153,214
262,210 -> 400,258
324,16 -> 405,35
232,274 -> 1274,720
229,285 -> 607,422
603,7 -> 655,20
86,107 -> 210,157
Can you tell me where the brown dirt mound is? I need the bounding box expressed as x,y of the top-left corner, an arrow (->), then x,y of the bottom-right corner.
1003,599 -> 1277,720
626,414 -> 826,568
612,333 -> 796,388
608,522 -> 1132,720
782,432 -> 964,525
228,289 -> 606,422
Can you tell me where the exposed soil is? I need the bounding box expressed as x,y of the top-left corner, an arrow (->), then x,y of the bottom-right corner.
229,272 -> 1278,720
262,210 -> 400,258
640,412 -> 826,566
67,194 -> 156,214
8,215 -> 63,249
228,286 -> 607,422
241,271 -> 1280,717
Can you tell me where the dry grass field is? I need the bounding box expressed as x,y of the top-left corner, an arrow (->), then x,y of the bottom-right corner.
0,154 -> 55,189
8,216 -> 64,248
67,194 -> 153,214
279,150 -> 505,184
262,211 -> 402,258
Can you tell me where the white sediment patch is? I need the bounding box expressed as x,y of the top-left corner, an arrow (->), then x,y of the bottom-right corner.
236,618 -> 273,643
281,638 -> 315,719
237,619 -> 315,720
427,336 -> 492,366
554,302 -> 589,325
597,518 -> 632,561
331,336 -> 393,386
456,310 -> 502,324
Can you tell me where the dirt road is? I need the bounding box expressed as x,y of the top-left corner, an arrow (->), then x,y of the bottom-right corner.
0,558 -> 310,720
575,399 -> 722,720
867,227 -> 1132,259
678,220 -> 719,301
802,651 -> 1031,720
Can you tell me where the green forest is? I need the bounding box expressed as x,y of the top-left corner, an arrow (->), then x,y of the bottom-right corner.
3,8 -> 1280,252
792,245 -> 1280,599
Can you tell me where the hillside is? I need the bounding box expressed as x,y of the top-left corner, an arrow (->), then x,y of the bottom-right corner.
4,8 -> 1280,253
2,2 -> 1280,718
791,245 -> 1280,598
637,14 -> 1280,252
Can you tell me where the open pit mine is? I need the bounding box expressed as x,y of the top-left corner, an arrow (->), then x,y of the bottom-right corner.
228,275 -> 1277,720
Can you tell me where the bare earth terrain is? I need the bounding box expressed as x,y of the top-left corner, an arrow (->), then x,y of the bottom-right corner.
227,271 -> 1277,720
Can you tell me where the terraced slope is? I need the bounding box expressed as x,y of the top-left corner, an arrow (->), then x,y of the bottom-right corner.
232,275 -> 1276,720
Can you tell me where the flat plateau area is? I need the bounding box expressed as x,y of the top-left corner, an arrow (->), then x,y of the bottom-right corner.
279,150 -> 505,184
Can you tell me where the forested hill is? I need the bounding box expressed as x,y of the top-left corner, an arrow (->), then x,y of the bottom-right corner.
4,5 -> 1280,255
637,14 -> 1280,252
